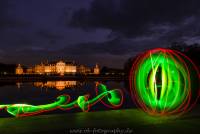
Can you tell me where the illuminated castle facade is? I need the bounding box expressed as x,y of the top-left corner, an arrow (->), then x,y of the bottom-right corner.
16,60 -> 100,75
33,61 -> 77,75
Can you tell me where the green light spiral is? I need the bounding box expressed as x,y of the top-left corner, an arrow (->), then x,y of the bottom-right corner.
130,48 -> 199,115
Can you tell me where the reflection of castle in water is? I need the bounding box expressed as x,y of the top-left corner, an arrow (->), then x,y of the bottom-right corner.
33,81 -> 84,91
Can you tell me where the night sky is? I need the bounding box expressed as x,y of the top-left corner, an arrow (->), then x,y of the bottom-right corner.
0,0 -> 200,68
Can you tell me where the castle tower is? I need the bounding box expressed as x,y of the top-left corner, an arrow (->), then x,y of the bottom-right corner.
56,60 -> 66,75
94,63 -> 100,75
16,64 -> 23,75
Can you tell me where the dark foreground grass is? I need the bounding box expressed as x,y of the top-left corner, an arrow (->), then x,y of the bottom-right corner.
0,106 -> 200,134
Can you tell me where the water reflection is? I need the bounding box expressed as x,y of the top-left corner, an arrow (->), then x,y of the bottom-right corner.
33,81 -> 85,90
0,80 -> 135,117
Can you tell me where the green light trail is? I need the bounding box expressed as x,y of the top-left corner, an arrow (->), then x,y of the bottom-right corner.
0,83 -> 123,117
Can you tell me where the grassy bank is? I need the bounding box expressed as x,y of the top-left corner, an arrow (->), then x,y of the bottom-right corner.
0,107 -> 200,134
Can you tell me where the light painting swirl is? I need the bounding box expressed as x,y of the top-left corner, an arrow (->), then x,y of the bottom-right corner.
129,48 -> 199,115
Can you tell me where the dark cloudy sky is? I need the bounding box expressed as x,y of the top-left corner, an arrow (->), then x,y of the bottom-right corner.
0,0 -> 200,68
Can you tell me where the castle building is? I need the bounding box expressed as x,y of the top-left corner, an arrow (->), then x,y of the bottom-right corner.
77,65 -> 91,74
15,64 -> 23,75
65,62 -> 76,74
44,65 -> 52,74
34,63 -> 45,74
16,60 -> 99,75
26,67 -> 33,74
45,64 -> 56,74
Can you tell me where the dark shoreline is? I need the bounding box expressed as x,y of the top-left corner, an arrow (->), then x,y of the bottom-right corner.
0,74 -> 126,82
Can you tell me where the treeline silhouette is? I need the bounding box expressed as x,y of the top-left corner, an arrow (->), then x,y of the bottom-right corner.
0,63 -> 16,75
123,43 -> 200,94
124,43 -> 200,76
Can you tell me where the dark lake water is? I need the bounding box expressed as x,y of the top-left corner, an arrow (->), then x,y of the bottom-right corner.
0,80 -> 135,117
